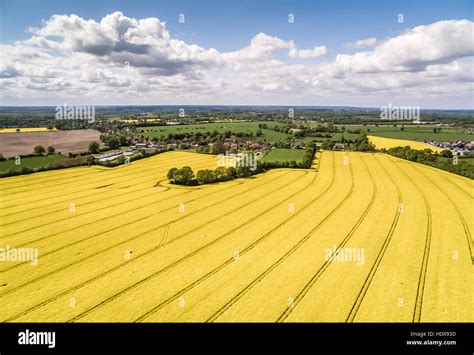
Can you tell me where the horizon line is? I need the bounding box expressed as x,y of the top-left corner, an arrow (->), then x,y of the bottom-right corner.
1,104 -> 473,112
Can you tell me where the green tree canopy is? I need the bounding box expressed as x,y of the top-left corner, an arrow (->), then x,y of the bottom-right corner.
89,141 -> 100,154
34,145 -> 46,155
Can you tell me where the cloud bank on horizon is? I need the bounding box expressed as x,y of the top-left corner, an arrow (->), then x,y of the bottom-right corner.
1,11 -> 473,108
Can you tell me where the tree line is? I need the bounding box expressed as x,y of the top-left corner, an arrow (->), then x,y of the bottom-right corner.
167,142 -> 317,186
382,146 -> 474,179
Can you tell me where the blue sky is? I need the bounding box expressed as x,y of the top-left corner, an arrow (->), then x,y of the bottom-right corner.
2,0 -> 472,55
0,0 -> 473,107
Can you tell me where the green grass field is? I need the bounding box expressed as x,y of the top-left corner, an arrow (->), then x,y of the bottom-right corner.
337,124 -> 472,142
438,156 -> 474,166
262,148 -> 306,163
0,155 -> 66,173
138,121 -> 291,142
299,132 -> 360,142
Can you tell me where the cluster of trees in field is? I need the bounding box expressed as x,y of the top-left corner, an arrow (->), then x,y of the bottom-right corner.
0,144 -> 57,162
321,134 -> 375,152
266,122 -> 367,139
167,165 -> 262,186
383,146 -> 474,179
98,134 -> 131,149
32,145 -> 56,155
137,129 -> 260,143
167,142 -> 318,186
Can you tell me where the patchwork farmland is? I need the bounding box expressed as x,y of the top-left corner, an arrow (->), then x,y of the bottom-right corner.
0,151 -> 472,322
0,129 -> 101,158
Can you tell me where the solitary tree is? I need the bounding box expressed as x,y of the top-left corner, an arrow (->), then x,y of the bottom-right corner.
89,141 -> 100,154
47,146 -> 55,155
34,145 -> 46,155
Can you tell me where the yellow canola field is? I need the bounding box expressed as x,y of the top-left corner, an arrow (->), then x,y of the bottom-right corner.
0,127 -> 57,133
368,135 -> 443,153
0,150 -> 472,322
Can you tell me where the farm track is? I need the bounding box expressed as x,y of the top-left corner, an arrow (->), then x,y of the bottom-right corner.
0,170 -> 292,296
1,150 -> 471,323
419,163 -> 473,198
134,152 -> 337,322
67,164 -> 322,322
0,166 -> 109,190
0,154 -> 204,209
0,161 -> 212,227
404,164 -> 432,323
275,153 -> 376,323
0,153 -> 207,209
0,154 -> 183,194
413,165 -> 473,264
0,151 -> 207,190
345,154 -> 403,322
2,172 -> 307,320
443,177 -> 472,198
160,224 -> 172,247
2,168 -> 286,255
203,152 -> 348,323
0,158 -> 214,232
0,160 -> 265,247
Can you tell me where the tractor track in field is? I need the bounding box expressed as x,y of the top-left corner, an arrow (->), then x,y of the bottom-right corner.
0,153 -> 205,211
131,154 -> 333,322
133,153 -> 338,322
394,163 -> 432,323
0,163 -> 201,217
205,152 -> 353,323
444,178 -> 472,198
160,224 -> 172,247
0,184 -> 176,225
0,168 -> 109,190
67,158 -> 324,322
345,154 -> 403,323
414,165 -> 473,264
0,151 -> 195,192
0,156 -> 174,196
0,154 -> 206,210
0,170 -> 291,293
275,153 -> 376,323
0,160 -> 213,229
420,164 -> 472,198
2,171 -> 306,321
0,162 -> 275,249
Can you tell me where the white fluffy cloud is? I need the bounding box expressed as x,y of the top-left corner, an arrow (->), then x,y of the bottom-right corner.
1,13 -> 473,108
336,20 -> 474,73
289,45 -> 328,59
345,37 -> 379,48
